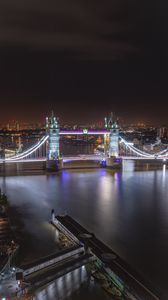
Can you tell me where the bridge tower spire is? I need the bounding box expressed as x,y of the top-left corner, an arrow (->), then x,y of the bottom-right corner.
46,112 -> 62,171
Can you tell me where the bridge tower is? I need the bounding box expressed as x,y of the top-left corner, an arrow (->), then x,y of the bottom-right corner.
109,121 -> 119,157
105,113 -> 119,157
46,112 -> 62,171
105,113 -> 121,168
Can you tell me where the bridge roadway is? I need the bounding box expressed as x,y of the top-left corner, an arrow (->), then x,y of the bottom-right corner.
0,154 -> 103,164
0,155 -> 167,164
55,215 -> 160,300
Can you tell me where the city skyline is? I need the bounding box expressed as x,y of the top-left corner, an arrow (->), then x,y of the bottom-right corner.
0,116 -> 167,128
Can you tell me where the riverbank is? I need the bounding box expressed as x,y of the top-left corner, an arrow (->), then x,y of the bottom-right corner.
0,191 -> 18,275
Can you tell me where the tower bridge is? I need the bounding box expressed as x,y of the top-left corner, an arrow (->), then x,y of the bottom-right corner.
0,112 -> 168,171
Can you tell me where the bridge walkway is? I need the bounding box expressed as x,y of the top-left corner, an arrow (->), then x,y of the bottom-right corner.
25,252 -> 93,286
21,245 -> 82,276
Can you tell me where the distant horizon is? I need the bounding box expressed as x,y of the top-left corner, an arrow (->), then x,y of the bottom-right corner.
0,115 -> 167,128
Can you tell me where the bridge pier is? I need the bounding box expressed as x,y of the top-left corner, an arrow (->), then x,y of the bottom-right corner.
46,157 -> 63,171
106,157 -> 122,169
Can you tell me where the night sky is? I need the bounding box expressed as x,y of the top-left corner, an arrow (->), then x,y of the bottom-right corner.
0,0 -> 168,124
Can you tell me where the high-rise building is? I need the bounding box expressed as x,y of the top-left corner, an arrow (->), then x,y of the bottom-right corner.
158,126 -> 167,138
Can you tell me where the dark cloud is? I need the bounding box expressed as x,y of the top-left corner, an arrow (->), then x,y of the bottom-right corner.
0,0 -> 138,57
0,0 -> 168,124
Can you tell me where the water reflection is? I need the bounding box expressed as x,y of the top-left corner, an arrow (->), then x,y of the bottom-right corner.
122,159 -> 134,173
162,164 -> 166,185
0,163 -> 168,297
33,266 -> 110,300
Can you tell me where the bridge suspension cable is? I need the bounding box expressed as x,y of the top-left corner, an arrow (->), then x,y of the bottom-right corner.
120,137 -> 168,158
154,148 -> 168,157
120,138 -> 155,158
5,135 -> 48,161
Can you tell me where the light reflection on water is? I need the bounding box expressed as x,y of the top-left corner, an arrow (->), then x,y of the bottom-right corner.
0,161 -> 168,296
33,266 -> 110,300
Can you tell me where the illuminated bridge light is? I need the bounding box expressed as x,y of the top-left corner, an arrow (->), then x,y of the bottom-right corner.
1,127 -> 168,163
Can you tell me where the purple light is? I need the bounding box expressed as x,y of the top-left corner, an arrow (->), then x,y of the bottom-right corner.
114,158 -> 122,163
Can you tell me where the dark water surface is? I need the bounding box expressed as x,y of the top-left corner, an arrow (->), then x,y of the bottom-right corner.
0,161 -> 168,297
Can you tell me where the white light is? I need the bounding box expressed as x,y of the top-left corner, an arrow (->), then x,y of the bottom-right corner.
83,129 -> 88,134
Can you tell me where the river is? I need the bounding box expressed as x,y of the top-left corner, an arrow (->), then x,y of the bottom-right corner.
0,161 -> 168,298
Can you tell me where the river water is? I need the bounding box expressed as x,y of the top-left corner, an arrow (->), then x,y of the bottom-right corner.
0,161 -> 168,298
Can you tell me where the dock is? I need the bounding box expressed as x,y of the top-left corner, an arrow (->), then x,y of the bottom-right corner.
0,213 -> 162,299
14,218 -> 94,297
53,214 -> 160,300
